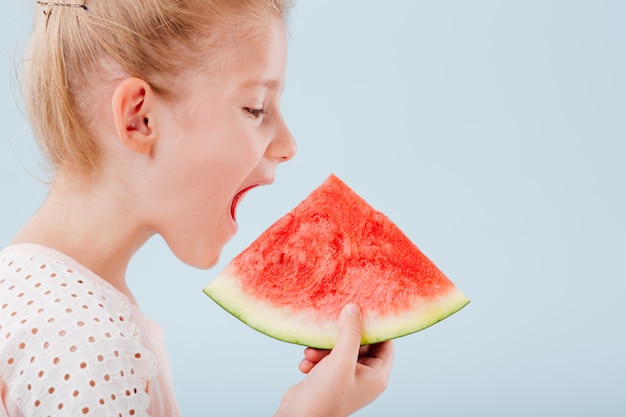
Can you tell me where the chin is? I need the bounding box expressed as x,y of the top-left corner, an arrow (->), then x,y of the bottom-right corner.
168,242 -> 223,270
186,248 -> 222,270
192,255 -> 221,270
164,224 -> 234,270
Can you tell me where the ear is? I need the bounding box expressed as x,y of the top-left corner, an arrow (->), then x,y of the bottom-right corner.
111,78 -> 156,155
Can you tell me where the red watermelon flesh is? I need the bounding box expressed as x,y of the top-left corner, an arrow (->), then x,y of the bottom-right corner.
204,174 -> 469,349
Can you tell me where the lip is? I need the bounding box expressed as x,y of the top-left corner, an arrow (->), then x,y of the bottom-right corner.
230,184 -> 261,222
231,185 -> 256,222
231,179 -> 273,222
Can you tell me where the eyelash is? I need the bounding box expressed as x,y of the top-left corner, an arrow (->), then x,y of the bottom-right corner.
245,107 -> 267,120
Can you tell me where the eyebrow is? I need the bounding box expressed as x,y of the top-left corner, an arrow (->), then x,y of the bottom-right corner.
238,78 -> 282,90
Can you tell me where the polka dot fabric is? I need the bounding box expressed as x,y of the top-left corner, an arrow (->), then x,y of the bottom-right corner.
0,245 -> 180,417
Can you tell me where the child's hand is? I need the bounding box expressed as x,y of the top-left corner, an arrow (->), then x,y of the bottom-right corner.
274,303 -> 394,417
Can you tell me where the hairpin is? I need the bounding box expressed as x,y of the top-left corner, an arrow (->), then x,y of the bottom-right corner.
36,1 -> 88,10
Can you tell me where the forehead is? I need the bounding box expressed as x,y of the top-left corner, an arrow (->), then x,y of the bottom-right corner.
210,19 -> 288,88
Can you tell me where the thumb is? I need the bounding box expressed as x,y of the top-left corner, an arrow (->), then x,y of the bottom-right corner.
332,303 -> 363,360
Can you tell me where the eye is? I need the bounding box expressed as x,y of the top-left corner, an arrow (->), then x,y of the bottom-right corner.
244,107 -> 267,120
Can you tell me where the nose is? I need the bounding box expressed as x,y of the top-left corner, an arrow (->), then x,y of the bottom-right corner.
267,116 -> 297,163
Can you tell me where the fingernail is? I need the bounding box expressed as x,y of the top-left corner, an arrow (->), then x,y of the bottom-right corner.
345,303 -> 360,317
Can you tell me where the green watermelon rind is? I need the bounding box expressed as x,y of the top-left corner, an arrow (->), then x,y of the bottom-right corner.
203,268 -> 470,349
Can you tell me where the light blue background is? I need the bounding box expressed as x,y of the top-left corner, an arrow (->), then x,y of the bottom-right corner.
1,1 -> 625,416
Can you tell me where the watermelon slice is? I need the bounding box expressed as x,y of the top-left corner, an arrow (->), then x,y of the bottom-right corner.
204,174 -> 469,349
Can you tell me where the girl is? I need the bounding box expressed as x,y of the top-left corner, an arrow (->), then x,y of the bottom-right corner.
0,1 -> 394,416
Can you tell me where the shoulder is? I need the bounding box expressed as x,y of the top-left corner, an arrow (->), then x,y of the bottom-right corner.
0,245 -> 134,338
0,245 -> 158,415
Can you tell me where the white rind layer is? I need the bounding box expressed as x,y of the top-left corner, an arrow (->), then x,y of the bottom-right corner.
204,270 -> 470,349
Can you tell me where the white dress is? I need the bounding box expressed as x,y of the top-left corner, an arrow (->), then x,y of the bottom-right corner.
0,244 -> 180,417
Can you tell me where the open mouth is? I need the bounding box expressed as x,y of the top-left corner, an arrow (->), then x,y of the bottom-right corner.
231,185 -> 259,222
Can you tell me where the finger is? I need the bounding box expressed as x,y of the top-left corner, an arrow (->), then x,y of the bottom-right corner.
358,344 -> 371,357
358,341 -> 395,378
330,303 -> 363,362
373,340 -> 395,368
298,358 -> 315,374
303,347 -> 331,363
358,341 -> 394,361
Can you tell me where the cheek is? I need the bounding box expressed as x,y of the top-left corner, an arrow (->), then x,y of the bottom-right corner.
208,127 -> 265,173
159,108 -> 264,196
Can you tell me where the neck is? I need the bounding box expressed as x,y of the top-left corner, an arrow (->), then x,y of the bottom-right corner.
11,175 -> 153,304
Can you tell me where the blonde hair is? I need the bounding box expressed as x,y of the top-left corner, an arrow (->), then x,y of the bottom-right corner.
23,0 -> 292,177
